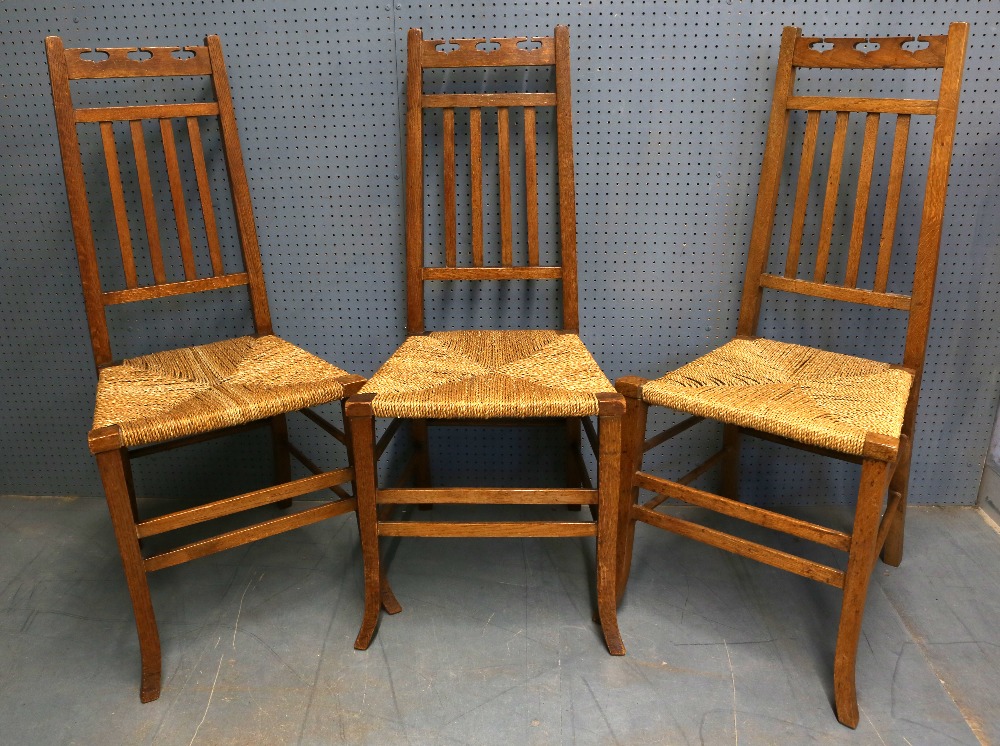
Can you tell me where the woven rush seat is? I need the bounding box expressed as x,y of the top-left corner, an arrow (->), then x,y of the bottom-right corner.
361,330 -> 614,419
641,337 -> 913,456
92,335 -> 350,448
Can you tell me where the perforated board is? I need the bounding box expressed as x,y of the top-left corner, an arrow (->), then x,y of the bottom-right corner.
0,1 -> 997,507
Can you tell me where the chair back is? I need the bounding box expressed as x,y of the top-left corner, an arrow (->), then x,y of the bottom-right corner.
736,23 -> 968,384
405,25 -> 580,334
46,35 -> 272,369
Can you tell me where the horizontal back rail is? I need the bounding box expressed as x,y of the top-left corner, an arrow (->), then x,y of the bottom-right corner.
64,45 -> 212,79
420,36 -> 555,68
75,102 -> 219,123
792,35 -> 948,69
422,92 -> 556,108
786,96 -> 936,115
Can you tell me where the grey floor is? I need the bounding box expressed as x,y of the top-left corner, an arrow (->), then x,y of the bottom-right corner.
0,496 -> 997,745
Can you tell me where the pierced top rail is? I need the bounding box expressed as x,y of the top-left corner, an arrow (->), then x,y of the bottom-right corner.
421,35 -> 555,68
793,35 -> 948,69
64,45 -> 211,79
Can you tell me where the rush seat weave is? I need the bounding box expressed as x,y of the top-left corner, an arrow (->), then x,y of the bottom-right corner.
361,330 -> 614,419
641,337 -> 913,456
92,335 -> 349,448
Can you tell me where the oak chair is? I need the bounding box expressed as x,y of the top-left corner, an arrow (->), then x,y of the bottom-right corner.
615,24 -> 968,727
45,34 -> 398,703
346,26 -> 626,654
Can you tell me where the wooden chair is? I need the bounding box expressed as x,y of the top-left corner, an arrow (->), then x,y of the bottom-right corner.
45,34 -> 398,703
345,26 -> 626,654
615,24 -> 968,728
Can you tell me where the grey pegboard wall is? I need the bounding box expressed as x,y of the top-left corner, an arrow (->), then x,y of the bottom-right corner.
0,1 -> 997,506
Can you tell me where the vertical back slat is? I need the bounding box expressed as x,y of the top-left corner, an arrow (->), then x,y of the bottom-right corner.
404,28 -> 425,334
130,120 -> 167,284
844,113 -> 880,287
469,108 -> 484,267
186,116 -> 224,276
554,25 -> 579,333
442,108 -> 457,267
785,110 -> 821,278
874,114 -> 911,292
159,118 -> 197,281
99,121 -> 139,288
524,107 -> 539,266
498,107 -> 513,266
814,110 -> 850,283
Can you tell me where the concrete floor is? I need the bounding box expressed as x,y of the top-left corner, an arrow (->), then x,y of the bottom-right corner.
0,496 -> 997,745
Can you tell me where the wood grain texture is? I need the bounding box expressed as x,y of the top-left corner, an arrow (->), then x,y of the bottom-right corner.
64,44 -> 211,79
136,469 -> 353,537
786,96 -> 935,115
635,471 -> 851,550
874,115 -> 911,293
833,458 -> 891,727
159,118 -> 197,280
48,34 -> 365,705
736,26 -> 800,336
814,110 -> 850,283
442,108 -> 456,267
129,120 -> 167,285
423,266 -> 561,280
99,121 -> 139,288
144,500 -> 357,572
498,107 -> 512,266
469,107 -> 483,268
793,34 -> 948,69
554,25 -> 579,333
524,107 -> 539,265
785,110 -> 820,278
75,102 -> 219,123
102,272 -> 249,305
186,116 -> 224,275
423,92 -> 556,108
46,35 -> 113,367
377,487 -> 596,504
95,447 -> 161,702
206,34 -> 272,336
420,35 -> 555,68
378,521 -> 596,538
759,273 -> 911,310
616,24 -> 968,728
845,112 -> 880,287
406,28 -> 426,333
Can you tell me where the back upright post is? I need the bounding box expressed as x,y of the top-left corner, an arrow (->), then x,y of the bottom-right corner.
406,28 -> 426,335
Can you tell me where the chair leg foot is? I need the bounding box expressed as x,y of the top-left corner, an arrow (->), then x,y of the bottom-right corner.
139,666 -> 162,703
597,588 -> 626,656
354,584 -> 381,651
615,514 -> 637,607
380,570 -> 402,614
